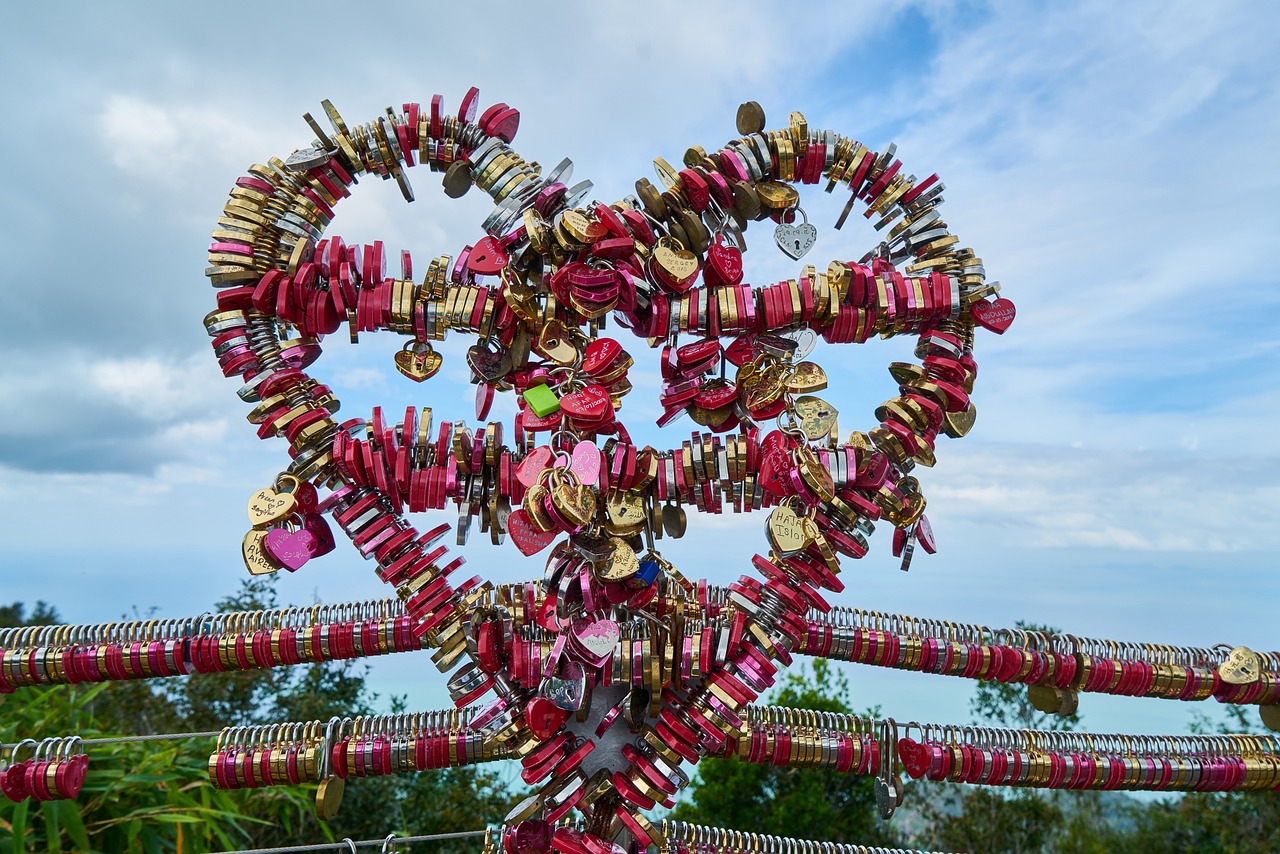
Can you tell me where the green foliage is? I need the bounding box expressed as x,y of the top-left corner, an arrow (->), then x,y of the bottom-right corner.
0,682 -> 317,853
674,660 -> 901,847
0,578 -> 521,852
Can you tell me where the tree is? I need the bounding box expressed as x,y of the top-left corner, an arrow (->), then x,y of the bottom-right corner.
911,623 -> 1082,854
673,660 -> 902,847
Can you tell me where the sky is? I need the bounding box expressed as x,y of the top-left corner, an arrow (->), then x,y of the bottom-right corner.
2,0 -> 1279,749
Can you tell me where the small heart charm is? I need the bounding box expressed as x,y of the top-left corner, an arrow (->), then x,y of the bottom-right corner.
394,342 -> 442,382
970,297 -> 1016,334
264,527 -> 318,571
467,235 -> 509,275
897,738 -> 931,779
560,384 -> 612,423
1220,646 -> 1261,685
516,446 -> 554,489
571,617 -> 620,667
774,220 -> 817,260
247,488 -> 295,528
766,504 -> 813,555
508,509 -> 557,556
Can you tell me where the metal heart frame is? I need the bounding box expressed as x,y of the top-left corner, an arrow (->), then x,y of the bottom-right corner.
202,88 -> 1010,848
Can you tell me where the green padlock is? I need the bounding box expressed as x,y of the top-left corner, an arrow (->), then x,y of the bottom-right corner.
523,384 -> 560,418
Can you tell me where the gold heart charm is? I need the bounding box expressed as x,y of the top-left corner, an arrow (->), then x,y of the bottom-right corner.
597,537 -> 640,582
653,238 -> 698,283
1220,646 -> 1261,685
393,342 -> 442,382
794,395 -> 838,440
766,504 -> 813,556
241,529 -> 279,575
247,487 -> 295,528
943,403 -> 977,438
605,491 -> 646,536
786,361 -> 828,393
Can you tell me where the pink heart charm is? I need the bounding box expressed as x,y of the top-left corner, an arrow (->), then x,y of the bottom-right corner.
569,440 -> 601,487
970,297 -> 1015,334
757,430 -> 793,497
559,384 -> 612,422
508,509 -> 557,556
516,446 -> 554,489
570,617 -> 619,668
468,236 -> 509,275
304,514 -> 336,557
898,738 -> 932,779
263,528 -> 318,571
707,241 -> 743,286
582,337 -> 623,375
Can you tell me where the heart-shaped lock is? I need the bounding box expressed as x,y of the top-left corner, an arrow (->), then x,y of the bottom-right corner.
516,446 -> 555,489
563,440 -> 602,487
526,696 -> 570,742
766,502 -> 814,556
468,340 -> 512,383
774,206 -> 817,260
794,395 -> 839,441
468,235 -> 509,275
560,384 -> 613,424
571,617 -> 620,667
241,529 -> 279,576
943,404 -> 978,438
303,513 -> 336,557
652,237 -> 699,290
508,508 -> 558,556
542,660 -> 586,711
247,486 -> 295,529
706,239 -> 743,286
786,361 -> 828,393
970,297 -> 1016,334
1220,646 -> 1261,685
897,738 -> 931,779
264,524 -> 319,572
394,341 -> 442,382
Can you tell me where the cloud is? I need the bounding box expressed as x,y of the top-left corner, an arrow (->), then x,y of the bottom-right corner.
930,442 -> 1280,554
0,350 -> 233,475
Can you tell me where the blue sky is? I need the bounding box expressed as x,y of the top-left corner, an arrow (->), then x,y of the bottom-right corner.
2,0 -> 1278,744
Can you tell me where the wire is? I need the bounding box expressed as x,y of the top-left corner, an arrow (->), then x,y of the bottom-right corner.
0,730 -> 221,751
218,829 -> 488,853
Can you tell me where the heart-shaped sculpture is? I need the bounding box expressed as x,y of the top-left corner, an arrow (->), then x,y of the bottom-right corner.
205,92 -> 1004,848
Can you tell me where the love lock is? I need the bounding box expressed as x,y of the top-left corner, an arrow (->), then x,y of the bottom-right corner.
774,206 -> 817,260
